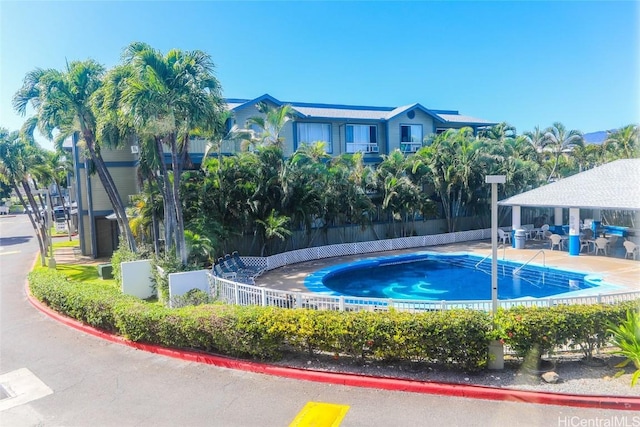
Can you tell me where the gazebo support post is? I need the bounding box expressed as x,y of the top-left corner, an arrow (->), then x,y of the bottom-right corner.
568,207 -> 580,256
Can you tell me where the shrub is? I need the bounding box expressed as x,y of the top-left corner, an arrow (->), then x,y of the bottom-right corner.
608,308 -> 640,386
496,306 -> 568,364
26,269 -> 640,374
556,303 -> 632,362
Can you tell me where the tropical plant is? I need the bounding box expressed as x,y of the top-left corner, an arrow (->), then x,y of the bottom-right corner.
245,102 -> 295,150
0,129 -> 49,264
608,309 -> 640,386
120,42 -> 225,265
255,209 -> 292,256
604,124 -> 639,160
541,122 -> 584,182
13,61 -> 137,252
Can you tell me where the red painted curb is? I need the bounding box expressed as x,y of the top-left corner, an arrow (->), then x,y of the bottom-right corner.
26,290 -> 640,411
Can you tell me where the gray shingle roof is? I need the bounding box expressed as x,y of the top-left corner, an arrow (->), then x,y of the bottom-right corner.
437,113 -> 496,125
224,95 -> 494,126
292,105 -> 390,120
499,159 -> 640,210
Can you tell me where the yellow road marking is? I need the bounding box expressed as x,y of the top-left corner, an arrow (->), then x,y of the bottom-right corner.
289,402 -> 350,427
0,251 -> 20,256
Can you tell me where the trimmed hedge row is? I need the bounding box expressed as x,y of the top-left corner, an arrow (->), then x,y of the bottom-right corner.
28,269 -> 638,372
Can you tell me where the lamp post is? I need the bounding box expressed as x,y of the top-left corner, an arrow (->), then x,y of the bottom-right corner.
485,175 -> 505,370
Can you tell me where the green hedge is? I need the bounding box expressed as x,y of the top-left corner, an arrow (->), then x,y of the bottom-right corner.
28,269 -> 639,372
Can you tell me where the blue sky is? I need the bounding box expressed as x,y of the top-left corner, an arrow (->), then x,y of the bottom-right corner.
1,1 -> 638,151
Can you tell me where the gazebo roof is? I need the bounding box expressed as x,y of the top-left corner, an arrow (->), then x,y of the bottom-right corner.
499,159 -> 640,211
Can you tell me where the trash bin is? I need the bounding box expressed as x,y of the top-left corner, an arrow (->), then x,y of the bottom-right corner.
514,229 -> 526,249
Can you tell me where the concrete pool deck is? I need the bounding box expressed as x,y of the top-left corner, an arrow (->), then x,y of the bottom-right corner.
254,240 -> 640,294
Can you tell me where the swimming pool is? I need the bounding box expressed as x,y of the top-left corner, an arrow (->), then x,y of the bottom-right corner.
304,252 -> 618,301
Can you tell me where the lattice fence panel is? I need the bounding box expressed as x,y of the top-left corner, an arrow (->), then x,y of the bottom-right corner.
316,243 -> 357,259
391,236 -> 424,250
355,240 -> 393,254
266,253 -> 289,270
285,248 -> 318,265
241,256 -> 267,271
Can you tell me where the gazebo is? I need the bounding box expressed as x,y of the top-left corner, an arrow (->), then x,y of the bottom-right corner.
499,159 -> 640,255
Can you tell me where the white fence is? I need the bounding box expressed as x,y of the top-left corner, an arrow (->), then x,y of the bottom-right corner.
198,229 -> 640,312
206,274 -> 640,313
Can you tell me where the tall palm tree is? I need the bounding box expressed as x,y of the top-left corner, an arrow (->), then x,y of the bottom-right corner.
541,122 -> 584,182
120,42 -> 225,265
13,61 -> 137,252
31,150 -> 74,240
0,129 -> 48,264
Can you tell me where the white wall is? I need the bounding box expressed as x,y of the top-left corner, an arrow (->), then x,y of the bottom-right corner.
121,260 -> 154,299
168,269 -> 210,308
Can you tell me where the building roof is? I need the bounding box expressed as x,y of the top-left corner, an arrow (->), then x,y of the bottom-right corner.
225,94 -> 495,126
499,159 -> 640,211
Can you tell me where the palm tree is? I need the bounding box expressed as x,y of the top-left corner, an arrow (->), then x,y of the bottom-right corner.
0,129 -> 48,264
13,61 -> 137,252
541,122 -> 584,182
31,150 -> 74,240
120,42 -> 225,265
255,209 -> 292,256
604,124 -> 639,159
478,122 -> 516,141
245,102 -> 295,150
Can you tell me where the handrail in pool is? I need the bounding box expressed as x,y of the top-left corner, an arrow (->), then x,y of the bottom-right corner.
474,243 -> 507,269
514,250 -> 546,274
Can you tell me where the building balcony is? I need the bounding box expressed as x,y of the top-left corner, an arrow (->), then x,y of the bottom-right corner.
346,143 -> 379,154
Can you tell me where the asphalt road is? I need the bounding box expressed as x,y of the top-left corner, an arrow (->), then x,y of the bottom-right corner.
0,214 -> 636,426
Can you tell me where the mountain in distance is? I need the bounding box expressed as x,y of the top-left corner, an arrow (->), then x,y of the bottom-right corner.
582,130 -> 608,145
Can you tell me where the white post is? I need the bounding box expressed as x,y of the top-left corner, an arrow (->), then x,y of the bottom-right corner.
554,207 -> 563,226
512,205 -> 521,229
485,175 -> 506,316
486,175 -> 506,370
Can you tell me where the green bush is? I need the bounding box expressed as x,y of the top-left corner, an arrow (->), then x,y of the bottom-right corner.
496,306 -> 568,363
608,308 -> 640,386
556,303 -> 635,361
27,269 -> 640,373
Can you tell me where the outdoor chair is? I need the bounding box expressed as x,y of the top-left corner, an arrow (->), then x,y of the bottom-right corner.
549,234 -> 564,251
213,263 -> 236,280
536,224 -> 550,240
231,251 -> 264,276
498,228 -> 511,245
579,229 -> 594,253
623,241 -> 639,260
594,237 -> 609,256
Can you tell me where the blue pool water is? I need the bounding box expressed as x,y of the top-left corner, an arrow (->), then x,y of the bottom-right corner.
305,252 -> 613,301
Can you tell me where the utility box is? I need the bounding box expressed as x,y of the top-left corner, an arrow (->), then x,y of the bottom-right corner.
514,229 -> 526,249
97,263 -> 113,280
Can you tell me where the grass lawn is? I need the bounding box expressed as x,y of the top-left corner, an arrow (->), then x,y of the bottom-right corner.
37,240 -> 119,289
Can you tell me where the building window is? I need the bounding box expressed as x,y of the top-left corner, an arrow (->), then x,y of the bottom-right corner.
346,124 -> 378,153
400,124 -> 423,153
400,124 -> 423,143
297,123 -> 332,153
